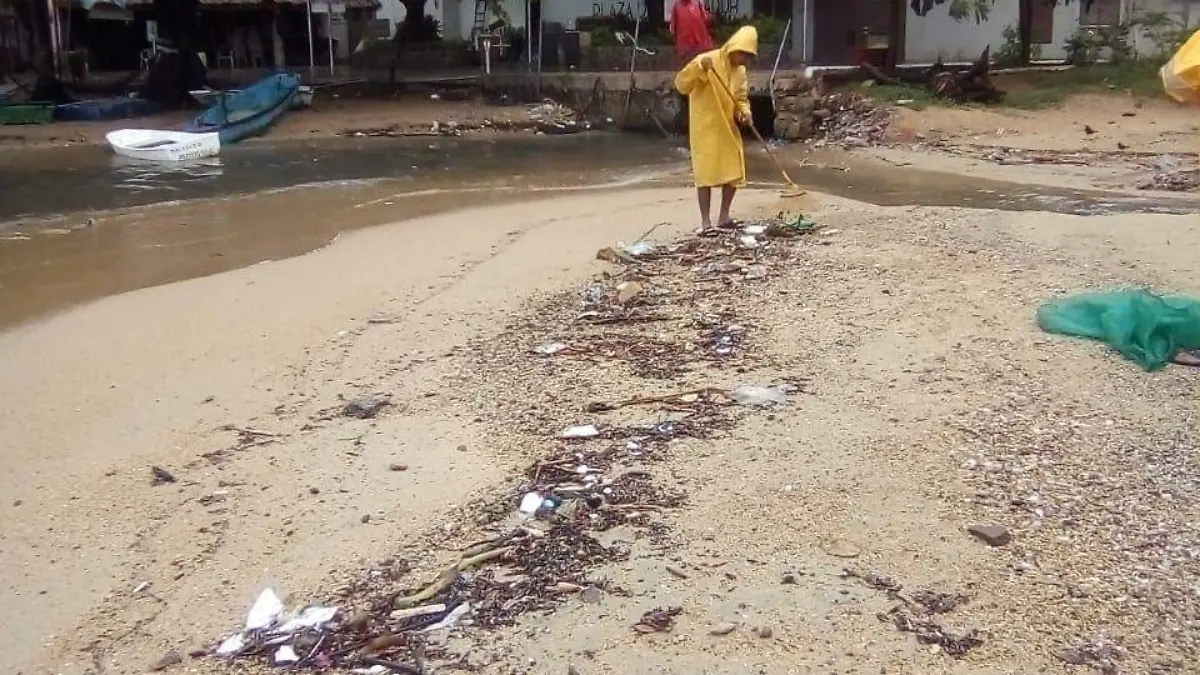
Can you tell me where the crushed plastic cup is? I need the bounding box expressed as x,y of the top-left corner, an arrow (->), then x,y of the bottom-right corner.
617,241 -> 655,257
732,384 -> 787,407
561,424 -> 600,439
274,645 -> 299,665
518,491 -> 543,516
534,342 -> 569,356
245,588 -> 285,631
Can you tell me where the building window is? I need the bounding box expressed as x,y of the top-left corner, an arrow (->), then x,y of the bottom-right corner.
1080,0 -> 1120,26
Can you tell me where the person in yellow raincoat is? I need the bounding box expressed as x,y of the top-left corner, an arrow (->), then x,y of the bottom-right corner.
674,25 -> 757,228
1161,28 -> 1200,103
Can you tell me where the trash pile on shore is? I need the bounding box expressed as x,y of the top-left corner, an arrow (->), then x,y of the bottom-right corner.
811,92 -> 893,148
196,213 -> 827,673
342,101 -> 591,139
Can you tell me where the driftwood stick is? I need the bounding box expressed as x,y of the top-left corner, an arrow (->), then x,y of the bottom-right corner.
359,657 -> 423,675
392,547 -> 510,609
586,387 -> 724,412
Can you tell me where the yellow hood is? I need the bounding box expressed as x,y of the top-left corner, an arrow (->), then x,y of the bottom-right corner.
722,25 -> 758,57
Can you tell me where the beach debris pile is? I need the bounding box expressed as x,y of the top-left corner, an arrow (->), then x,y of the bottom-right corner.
199,212 -> 825,673
842,569 -> 983,657
536,213 -> 823,378
1137,154 -> 1199,191
811,92 -> 893,148
341,100 -> 588,139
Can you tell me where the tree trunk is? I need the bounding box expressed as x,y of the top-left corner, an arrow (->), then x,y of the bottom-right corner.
143,0 -> 205,108
646,0 -> 665,30
1017,0 -> 1033,66
401,0 -> 426,38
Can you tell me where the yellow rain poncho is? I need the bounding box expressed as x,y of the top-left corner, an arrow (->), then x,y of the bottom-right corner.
674,26 -> 758,187
1161,28 -> 1200,103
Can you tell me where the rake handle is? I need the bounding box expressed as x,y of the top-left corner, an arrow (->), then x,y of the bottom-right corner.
705,68 -> 798,187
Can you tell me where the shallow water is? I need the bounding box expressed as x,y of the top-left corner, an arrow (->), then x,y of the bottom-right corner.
0,132 -> 1195,329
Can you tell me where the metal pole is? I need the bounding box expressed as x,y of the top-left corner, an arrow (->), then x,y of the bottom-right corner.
769,18 -> 790,91
45,0 -> 61,76
525,0 -> 531,71
535,14 -> 543,97
621,16 -> 640,124
307,0 -> 315,78
327,0 -> 335,76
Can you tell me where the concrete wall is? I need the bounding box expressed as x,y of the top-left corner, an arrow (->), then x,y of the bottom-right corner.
903,2 -> 1081,63
440,0 -> 750,41
1124,0 -> 1200,58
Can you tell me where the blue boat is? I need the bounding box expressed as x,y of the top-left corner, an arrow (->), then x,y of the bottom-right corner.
54,97 -> 161,122
184,72 -> 300,144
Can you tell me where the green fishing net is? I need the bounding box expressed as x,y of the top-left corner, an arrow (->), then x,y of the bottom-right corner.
1037,289 -> 1200,371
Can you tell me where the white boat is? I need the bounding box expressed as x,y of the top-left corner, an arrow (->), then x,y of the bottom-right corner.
105,129 -> 221,162
189,85 -> 313,109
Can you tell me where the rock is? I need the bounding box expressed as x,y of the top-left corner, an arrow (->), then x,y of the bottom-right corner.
709,622 -> 737,636
309,487 -> 320,495
342,394 -> 390,419
580,586 -> 602,604
151,466 -> 176,485
756,625 -> 774,638
389,463 -> 409,472
149,650 -> 182,671
781,572 -> 798,585
344,609 -> 372,632
616,281 -> 645,305
457,444 -> 468,452
12,499 -> 22,507
968,524 -> 1012,546
821,537 -> 861,558
361,514 -> 372,524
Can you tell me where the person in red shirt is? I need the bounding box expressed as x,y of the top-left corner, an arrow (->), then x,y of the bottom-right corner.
670,0 -> 714,64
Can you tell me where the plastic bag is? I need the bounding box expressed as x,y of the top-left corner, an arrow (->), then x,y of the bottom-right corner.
1160,28 -> 1200,104
1036,289 -> 1200,371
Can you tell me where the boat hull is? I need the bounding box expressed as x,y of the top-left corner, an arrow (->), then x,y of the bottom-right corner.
105,129 -> 221,162
184,73 -> 301,144
55,97 -> 161,122
0,103 -> 56,125
190,85 -> 312,110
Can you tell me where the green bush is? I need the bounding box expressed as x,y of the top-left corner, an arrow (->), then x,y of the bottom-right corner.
994,24 -> 1041,67
1065,23 -> 1133,66
713,13 -> 789,48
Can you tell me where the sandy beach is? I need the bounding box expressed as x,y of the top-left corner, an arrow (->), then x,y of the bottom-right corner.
2,172 -> 1199,674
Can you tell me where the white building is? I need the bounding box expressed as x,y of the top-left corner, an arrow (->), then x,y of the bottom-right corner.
407,0 -> 1197,65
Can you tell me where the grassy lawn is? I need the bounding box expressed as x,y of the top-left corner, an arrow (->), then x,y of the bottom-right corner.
850,61 -> 1166,111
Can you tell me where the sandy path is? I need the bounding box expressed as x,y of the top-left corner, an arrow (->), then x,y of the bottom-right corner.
0,188 -> 776,674
862,93 -> 1200,195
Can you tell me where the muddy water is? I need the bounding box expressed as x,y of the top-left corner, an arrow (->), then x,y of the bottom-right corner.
1,133 -> 1196,329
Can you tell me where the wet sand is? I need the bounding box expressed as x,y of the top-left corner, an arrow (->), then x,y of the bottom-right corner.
0,187 -> 779,675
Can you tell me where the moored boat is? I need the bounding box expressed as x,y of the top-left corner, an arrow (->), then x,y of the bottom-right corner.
105,129 -> 221,162
54,97 -> 162,122
190,84 -> 313,110
183,73 -> 299,144
0,103 -> 56,125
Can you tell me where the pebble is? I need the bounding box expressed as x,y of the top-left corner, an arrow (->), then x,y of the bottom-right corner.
361,514 -> 371,524
709,622 -> 737,636
342,394 -> 390,419
967,524 -> 1012,547
149,650 -> 181,671
389,463 -> 409,472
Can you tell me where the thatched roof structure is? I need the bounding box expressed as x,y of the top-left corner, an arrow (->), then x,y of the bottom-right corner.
73,0 -> 382,9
